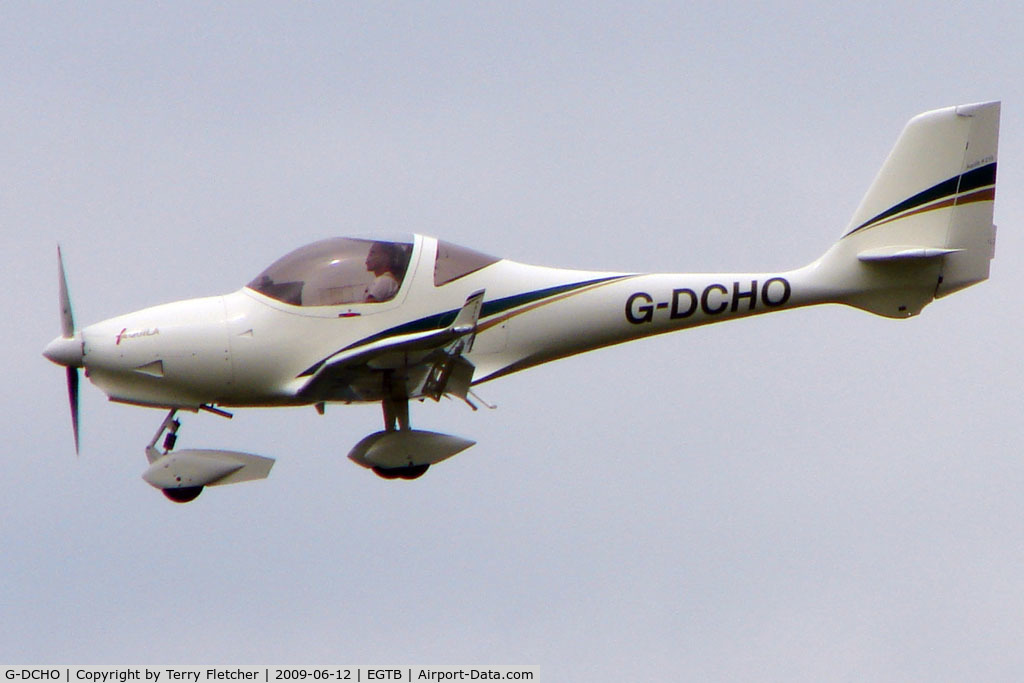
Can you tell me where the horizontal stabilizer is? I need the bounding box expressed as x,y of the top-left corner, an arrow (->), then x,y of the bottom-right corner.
857,246 -> 962,262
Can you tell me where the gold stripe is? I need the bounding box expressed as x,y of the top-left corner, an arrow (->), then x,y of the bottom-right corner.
476,276 -> 637,333
854,187 -> 995,232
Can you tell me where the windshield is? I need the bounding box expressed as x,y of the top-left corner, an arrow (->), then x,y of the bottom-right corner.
247,237 -> 414,306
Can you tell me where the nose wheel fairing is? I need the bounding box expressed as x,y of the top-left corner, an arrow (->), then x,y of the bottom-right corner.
141,410 -> 275,502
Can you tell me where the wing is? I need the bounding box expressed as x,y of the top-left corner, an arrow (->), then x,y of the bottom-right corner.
295,290 -> 485,403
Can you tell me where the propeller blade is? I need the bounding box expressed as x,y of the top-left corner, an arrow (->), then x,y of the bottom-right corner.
53,245 -> 81,454
67,367 -> 80,455
58,245 -> 75,338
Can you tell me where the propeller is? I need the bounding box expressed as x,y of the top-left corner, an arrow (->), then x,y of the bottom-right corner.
43,246 -> 84,454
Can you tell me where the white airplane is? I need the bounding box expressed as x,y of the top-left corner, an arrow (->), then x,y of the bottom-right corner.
44,102 -> 1000,502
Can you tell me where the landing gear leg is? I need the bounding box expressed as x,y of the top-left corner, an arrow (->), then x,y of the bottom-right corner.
382,395 -> 409,433
373,372 -> 429,480
145,409 -> 204,503
381,370 -> 410,433
146,409 -> 180,463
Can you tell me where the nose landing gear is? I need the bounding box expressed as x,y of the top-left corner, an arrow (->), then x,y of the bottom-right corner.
142,408 -> 275,502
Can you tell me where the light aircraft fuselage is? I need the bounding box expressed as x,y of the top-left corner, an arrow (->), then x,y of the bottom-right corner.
42,101 -> 1001,500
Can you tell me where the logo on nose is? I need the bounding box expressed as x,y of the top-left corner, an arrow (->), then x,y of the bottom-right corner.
115,327 -> 160,345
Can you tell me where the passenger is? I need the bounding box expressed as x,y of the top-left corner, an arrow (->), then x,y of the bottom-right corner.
363,242 -> 404,302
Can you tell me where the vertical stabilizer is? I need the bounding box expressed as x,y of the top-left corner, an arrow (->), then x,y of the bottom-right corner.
811,102 -> 999,317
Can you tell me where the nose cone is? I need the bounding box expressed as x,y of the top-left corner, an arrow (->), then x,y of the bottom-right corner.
43,334 -> 84,368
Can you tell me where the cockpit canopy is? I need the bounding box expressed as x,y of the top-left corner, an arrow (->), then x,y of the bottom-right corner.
247,235 -> 501,307
247,237 -> 414,307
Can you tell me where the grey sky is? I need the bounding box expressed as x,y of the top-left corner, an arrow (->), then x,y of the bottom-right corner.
4,2 -> 1024,679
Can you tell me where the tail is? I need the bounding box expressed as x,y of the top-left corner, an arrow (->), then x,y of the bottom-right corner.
809,101 -> 999,318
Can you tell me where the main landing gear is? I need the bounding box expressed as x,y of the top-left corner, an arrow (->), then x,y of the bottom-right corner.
373,463 -> 430,480
343,370 -> 478,479
371,392 -> 430,480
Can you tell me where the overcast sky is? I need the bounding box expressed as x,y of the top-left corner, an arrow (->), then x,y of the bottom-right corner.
4,2 -> 1024,679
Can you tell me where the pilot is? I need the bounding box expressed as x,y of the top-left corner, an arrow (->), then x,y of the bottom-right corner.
363,242 -> 404,302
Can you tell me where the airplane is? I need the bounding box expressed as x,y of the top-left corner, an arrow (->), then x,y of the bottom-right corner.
44,101 -> 1000,502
